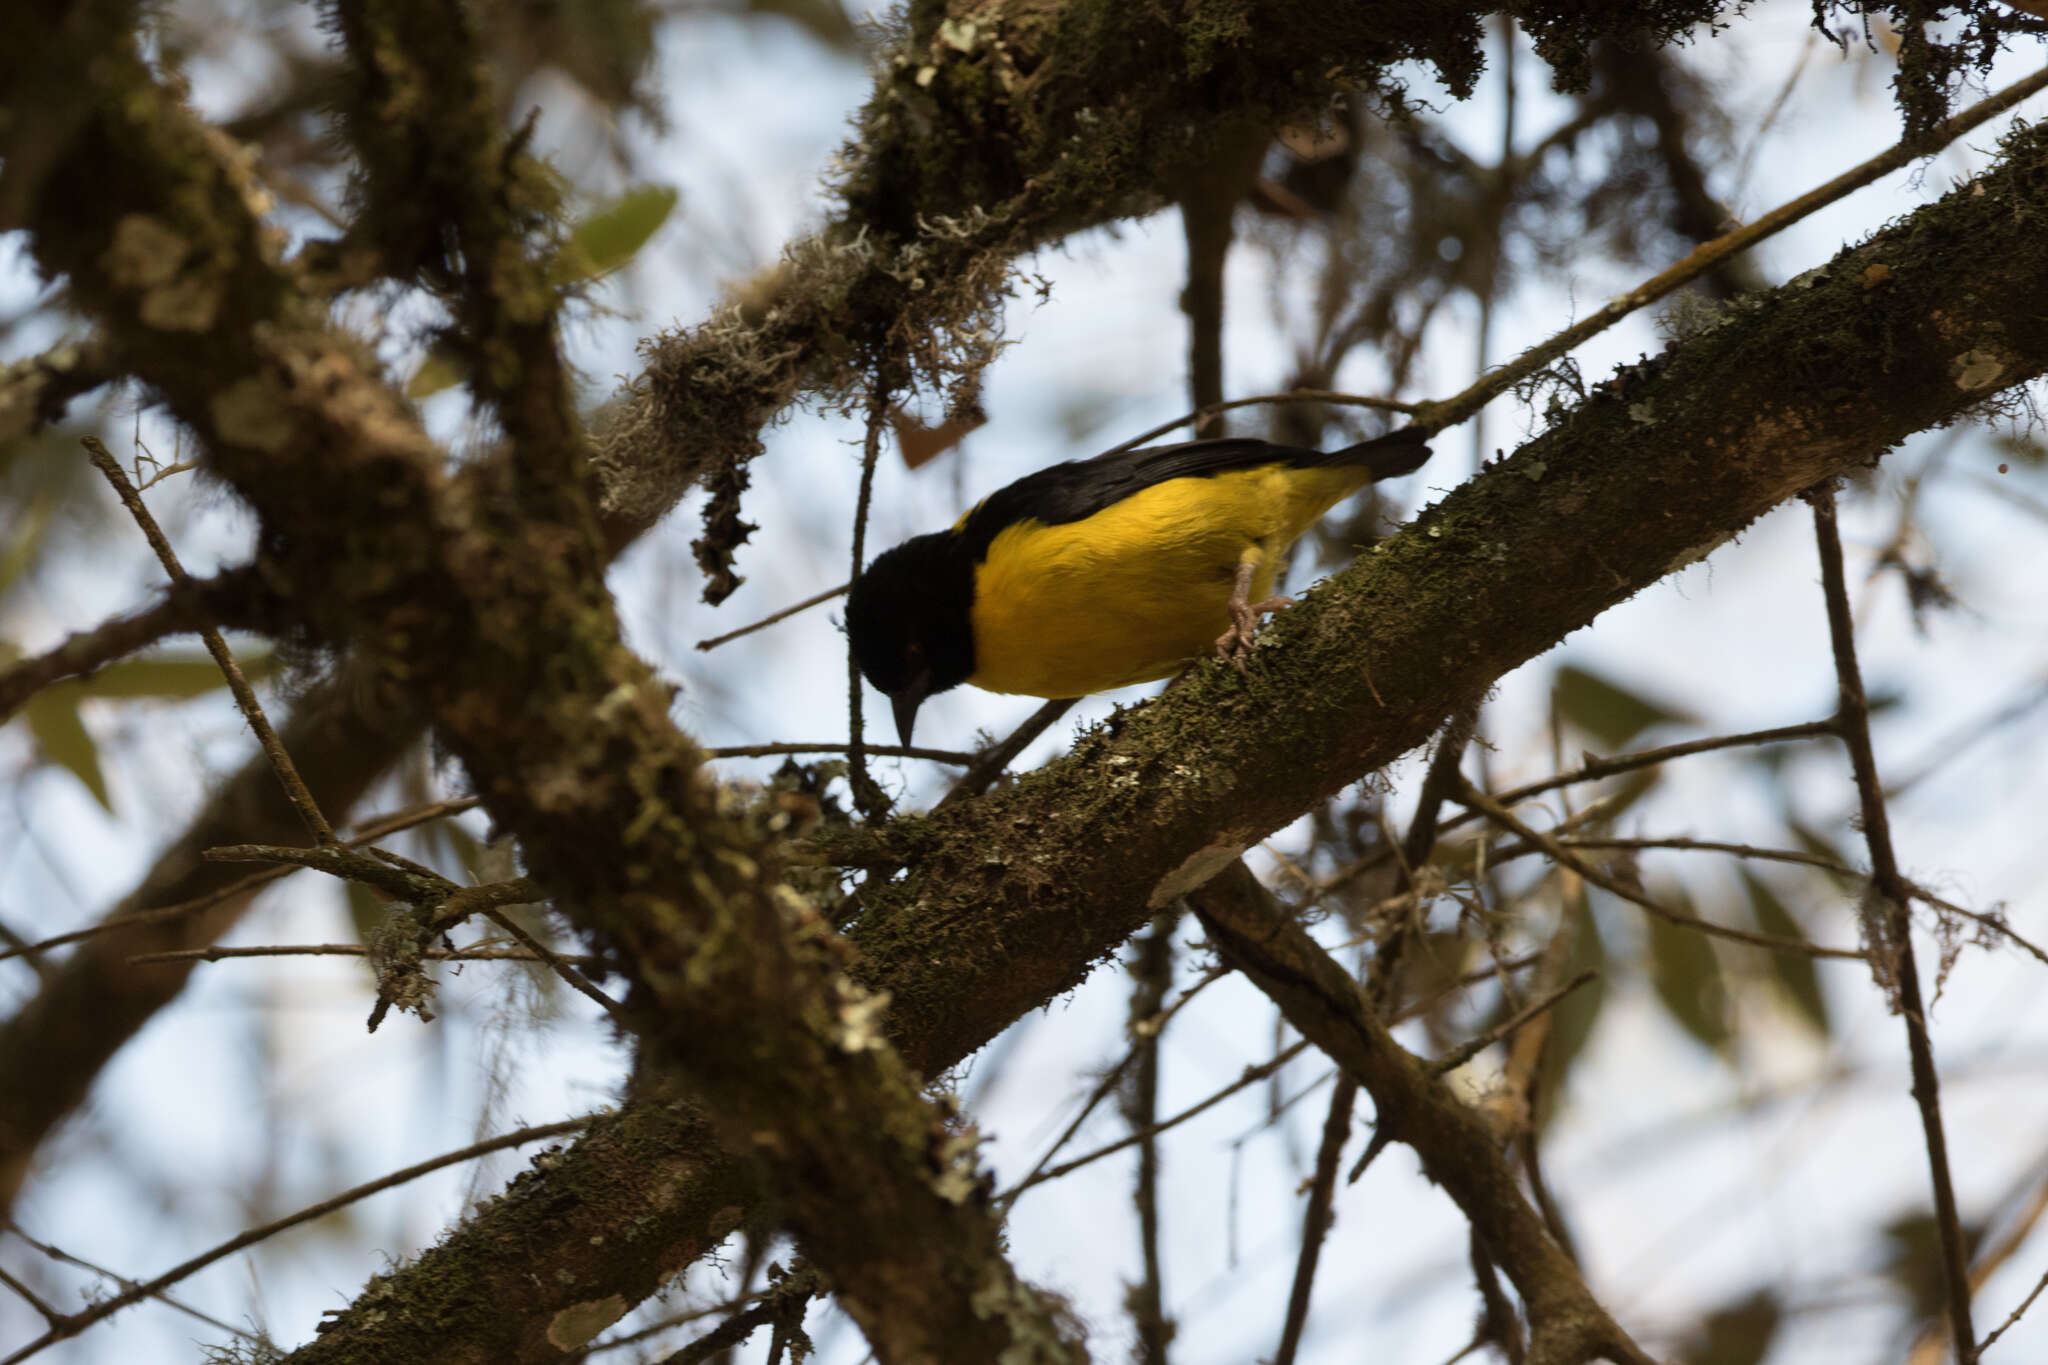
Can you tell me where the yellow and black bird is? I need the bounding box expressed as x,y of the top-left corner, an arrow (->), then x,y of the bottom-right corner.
846,427 -> 1432,743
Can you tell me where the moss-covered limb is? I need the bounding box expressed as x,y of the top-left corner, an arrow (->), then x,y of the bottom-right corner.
325,0 -> 526,285
0,565 -> 280,726
12,22 -> 1085,1363
291,1103 -> 759,1365
0,666 -> 412,1219
325,0 -> 591,516
599,0 -> 2043,599
0,336 -> 118,441
275,115 -> 2048,1365
1187,861 -> 1657,1365
847,115 -> 2048,1079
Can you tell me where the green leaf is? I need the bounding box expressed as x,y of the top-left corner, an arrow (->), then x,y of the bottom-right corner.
1589,768 -> 1660,823
0,492 -> 57,597
24,691 -> 110,810
1683,1288 -> 1780,1365
551,184 -> 679,285
1536,886 -> 1607,1130
65,649 -> 273,700
1395,929 -> 1481,1046
407,347 -> 464,400
1786,818 -> 1859,892
1645,884 -> 1730,1054
1743,872 -> 1830,1036
1554,663 -> 1695,749
1881,1212 -> 1955,1325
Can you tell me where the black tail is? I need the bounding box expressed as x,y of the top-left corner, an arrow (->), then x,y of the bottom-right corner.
1315,426 -> 1433,481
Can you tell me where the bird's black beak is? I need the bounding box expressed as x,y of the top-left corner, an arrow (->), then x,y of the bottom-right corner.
890,666 -> 933,746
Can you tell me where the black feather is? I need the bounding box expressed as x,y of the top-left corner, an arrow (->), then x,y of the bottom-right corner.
957,428 -> 1430,559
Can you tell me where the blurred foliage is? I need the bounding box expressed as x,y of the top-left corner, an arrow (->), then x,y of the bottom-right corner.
1646,883 -> 1732,1054
1742,871 -> 1831,1036
1554,663 -> 1698,751
1537,886 -> 1607,1129
1682,1288 -> 1781,1365
9,650 -> 275,812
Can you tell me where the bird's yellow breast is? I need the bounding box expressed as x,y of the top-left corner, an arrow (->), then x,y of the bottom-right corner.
965,462 -> 1372,698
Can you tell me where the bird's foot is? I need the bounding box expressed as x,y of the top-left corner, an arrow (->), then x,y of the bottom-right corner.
1214,595 -> 1294,670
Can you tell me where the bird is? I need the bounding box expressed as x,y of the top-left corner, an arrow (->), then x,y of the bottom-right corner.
846,426 -> 1432,743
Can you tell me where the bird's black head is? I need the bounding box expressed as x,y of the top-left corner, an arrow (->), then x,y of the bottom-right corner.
845,531 -> 977,744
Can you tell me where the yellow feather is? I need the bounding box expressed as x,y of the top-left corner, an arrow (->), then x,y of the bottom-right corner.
966,462 -> 1373,697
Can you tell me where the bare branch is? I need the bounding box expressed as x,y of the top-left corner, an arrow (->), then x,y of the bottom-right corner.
1456,780 -> 1864,960
1189,861 -> 1659,1365
1810,485 -> 1975,1360
694,585 -> 848,652
85,437 -> 334,843
0,1118 -> 593,1365
1410,63 -> 2048,438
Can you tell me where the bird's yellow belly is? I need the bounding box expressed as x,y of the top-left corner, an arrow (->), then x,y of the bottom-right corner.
964,464 -> 1358,698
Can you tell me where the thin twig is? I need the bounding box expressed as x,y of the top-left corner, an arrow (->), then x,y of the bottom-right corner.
1429,969 -> 1600,1075
1000,944 -> 1541,1207
653,1268 -> 819,1365
0,1227 -> 256,1343
939,698 -> 1077,806
1001,1040 -> 1314,1201
127,942 -> 603,968
1098,388 -> 1421,459
694,583 -> 848,652
1548,834 -> 1851,874
1124,914 -> 1177,1363
481,906 -> 624,1019
1272,1070 -> 1358,1365
999,967 -> 1229,1201
1408,64 -> 2048,439
0,594 -> 200,725
0,1117 -> 594,1364
202,841 -> 442,902
1274,710 -> 1478,1364
847,378 -> 892,820
83,436 -> 334,844
0,1263 -> 56,1322
705,741 -> 976,764
578,1286 -> 778,1355
1457,780 -> 1865,959
1811,485 -> 1976,1361
1475,718 -> 1838,821
1001,1051 -> 1140,1205
1980,1267 -> 2048,1353
1908,1153 -> 2048,1361
1331,719 -> 1836,892
0,797 -> 481,965
1535,835 -> 2048,968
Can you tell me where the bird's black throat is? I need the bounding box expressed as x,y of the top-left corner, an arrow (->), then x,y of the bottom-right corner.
847,531 -> 978,738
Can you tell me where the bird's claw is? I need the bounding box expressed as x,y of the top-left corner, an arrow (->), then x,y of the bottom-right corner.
1214,595 -> 1294,670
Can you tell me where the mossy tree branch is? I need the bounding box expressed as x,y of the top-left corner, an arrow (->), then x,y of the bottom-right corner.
294,113 -> 2048,1364
12,0 -> 2030,1205
1188,860 -> 1657,1365
3,2 -> 2044,1358
3,10 -> 1081,1362
595,0 -> 2042,596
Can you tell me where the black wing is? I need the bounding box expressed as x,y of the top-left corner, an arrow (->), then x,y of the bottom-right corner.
957,428 -> 1429,559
